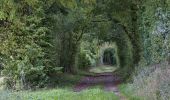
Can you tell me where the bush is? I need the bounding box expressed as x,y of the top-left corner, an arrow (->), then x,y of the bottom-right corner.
76,50 -> 96,69
1,44 -> 48,89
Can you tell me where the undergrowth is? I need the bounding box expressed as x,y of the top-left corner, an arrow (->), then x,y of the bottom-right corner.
121,62 -> 170,100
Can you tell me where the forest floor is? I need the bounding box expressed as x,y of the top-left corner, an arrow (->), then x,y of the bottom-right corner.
74,70 -> 127,100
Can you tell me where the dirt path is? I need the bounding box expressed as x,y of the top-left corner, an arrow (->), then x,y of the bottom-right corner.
73,73 -> 127,100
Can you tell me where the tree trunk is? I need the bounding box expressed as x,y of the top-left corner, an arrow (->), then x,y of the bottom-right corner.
130,2 -> 141,64
61,33 -> 79,73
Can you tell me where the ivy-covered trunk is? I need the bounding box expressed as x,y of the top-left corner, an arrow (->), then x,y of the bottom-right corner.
130,2 -> 142,65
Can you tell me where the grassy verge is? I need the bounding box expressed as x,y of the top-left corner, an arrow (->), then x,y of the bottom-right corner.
118,84 -> 142,100
0,88 -> 119,100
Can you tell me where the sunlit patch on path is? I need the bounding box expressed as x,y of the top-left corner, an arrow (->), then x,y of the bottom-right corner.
89,65 -> 118,73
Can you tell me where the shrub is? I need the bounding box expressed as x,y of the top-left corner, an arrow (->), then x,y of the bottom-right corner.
76,50 -> 96,69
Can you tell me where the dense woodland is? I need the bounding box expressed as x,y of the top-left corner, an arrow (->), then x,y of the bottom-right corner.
0,0 -> 170,100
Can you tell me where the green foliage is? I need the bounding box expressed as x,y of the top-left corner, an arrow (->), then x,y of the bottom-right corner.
77,52 -> 91,69
75,40 -> 98,69
137,0 -> 170,65
0,0 -> 51,89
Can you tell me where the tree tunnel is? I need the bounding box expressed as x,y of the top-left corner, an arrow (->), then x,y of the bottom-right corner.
103,48 -> 117,66
76,18 -> 141,76
91,0 -> 142,71
96,21 -> 135,69
47,0 -> 142,74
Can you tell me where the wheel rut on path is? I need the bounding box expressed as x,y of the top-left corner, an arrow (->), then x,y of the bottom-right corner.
73,73 -> 127,100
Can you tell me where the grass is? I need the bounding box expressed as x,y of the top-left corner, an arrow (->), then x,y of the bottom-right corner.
118,84 -> 142,100
0,88 -> 119,100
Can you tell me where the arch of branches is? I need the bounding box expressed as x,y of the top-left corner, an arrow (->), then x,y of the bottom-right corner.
88,19 -> 141,78
46,0 -> 142,74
